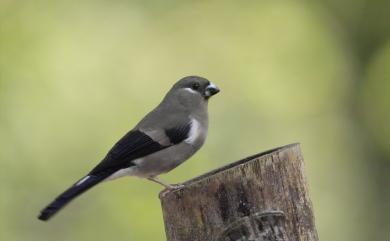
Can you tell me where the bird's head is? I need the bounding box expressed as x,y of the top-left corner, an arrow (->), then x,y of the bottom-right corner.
170,76 -> 220,102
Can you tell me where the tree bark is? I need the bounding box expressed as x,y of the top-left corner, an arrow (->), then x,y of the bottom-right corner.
160,143 -> 319,241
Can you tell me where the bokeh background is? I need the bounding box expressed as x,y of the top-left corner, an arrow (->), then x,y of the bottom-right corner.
1,1 -> 389,241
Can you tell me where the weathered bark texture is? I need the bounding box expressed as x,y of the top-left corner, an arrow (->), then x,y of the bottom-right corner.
160,143 -> 318,241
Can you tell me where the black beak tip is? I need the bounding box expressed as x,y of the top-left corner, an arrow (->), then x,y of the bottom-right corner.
206,86 -> 220,96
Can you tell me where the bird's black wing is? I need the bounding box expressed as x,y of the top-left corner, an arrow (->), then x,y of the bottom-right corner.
90,123 -> 192,175
89,130 -> 165,175
38,123 -> 192,221
165,123 -> 192,144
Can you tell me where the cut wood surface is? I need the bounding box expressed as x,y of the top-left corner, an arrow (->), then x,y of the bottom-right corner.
160,143 -> 319,241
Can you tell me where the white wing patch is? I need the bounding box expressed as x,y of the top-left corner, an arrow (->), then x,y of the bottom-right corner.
185,118 -> 201,144
76,176 -> 90,186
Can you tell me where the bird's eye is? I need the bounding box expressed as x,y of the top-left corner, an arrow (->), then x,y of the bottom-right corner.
191,82 -> 200,90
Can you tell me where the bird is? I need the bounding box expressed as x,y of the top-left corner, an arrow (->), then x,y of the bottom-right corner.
38,76 -> 220,221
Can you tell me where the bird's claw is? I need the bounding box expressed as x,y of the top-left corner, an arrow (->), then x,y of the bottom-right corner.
159,184 -> 185,199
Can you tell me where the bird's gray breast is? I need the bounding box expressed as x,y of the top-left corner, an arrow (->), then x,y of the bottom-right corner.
132,117 -> 208,177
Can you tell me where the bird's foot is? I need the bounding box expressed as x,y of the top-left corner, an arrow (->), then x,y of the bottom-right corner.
147,177 -> 184,198
159,183 -> 185,199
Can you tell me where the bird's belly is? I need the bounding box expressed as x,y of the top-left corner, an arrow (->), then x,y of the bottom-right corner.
132,142 -> 199,178
107,126 -> 206,181
106,167 -> 136,180
105,142 -> 198,180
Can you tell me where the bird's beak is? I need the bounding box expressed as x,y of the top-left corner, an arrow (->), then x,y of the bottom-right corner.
205,82 -> 220,98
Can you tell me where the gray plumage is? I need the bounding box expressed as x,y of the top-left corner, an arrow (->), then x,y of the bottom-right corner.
38,76 -> 219,221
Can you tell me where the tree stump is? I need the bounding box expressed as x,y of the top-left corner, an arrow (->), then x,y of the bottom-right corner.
160,143 -> 318,241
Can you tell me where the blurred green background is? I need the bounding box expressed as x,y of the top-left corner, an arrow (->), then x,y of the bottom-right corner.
1,0 -> 389,241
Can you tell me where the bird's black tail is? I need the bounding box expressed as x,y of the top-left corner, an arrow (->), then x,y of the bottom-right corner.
38,174 -> 109,221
